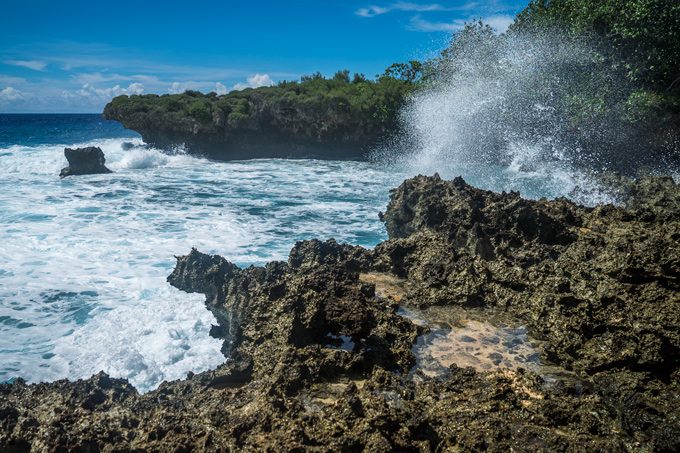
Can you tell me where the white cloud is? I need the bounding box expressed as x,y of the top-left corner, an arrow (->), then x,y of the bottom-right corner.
0,87 -> 24,103
215,82 -> 228,95
356,5 -> 391,17
408,13 -> 514,33
356,2 -> 476,18
169,82 -> 185,94
127,82 -> 144,95
167,81 -> 209,94
408,14 -> 464,32
74,82 -> 144,100
4,60 -> 47,71
130,74 -> 161,84
233,73 -> 274,91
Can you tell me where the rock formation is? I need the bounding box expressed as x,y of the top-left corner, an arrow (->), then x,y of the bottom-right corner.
102,75 -> 412,160
59,147 -> 112,178
2,175 -> 679,451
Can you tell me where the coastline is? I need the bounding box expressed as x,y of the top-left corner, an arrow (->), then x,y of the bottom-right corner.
2,174 -> 678,451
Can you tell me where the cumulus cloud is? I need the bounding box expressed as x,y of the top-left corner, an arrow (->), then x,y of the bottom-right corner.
4,60 -> 47,71
356,2 -> 447,18
215,82 -> 228,95
126,82 -> 145,95
233,73 -> 274,91
0,87 -> 24,103
169,82 -> 186,94
408,14 -> 513,33
74,82 -> 144,100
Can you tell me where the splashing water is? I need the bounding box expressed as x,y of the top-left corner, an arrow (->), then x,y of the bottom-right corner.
0,130 -> 406,392
374,27 -> 675,205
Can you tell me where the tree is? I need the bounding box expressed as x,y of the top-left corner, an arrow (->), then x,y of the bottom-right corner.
514,0 -> 680,90
382,61 -> 424,83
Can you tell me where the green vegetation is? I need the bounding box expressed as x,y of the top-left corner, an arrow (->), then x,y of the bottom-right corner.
410,1 -> 680,165
515,0 -> 680,89
105,69 -> 415,157
106,0 -> 678,161
511,0 -> 680,158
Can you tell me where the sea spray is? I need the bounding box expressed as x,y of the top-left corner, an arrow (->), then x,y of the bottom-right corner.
374,24 -> 676,205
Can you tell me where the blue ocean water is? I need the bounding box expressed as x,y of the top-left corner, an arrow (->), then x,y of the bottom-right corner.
0,114 -> 139,147
0,114 -> 408,392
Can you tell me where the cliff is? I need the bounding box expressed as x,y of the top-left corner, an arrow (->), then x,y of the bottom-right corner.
2,175 -> 679,451
103,73 -> 413,160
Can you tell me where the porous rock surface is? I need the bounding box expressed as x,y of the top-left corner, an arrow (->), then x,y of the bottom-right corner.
2,175 -> 679,451
59,147 -> 112,178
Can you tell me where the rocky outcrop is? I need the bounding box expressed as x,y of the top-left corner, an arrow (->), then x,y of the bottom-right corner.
59,147 -> 112,178
2,175 -> 679,451
374,174 -> 680,374
102,76 -> 411,160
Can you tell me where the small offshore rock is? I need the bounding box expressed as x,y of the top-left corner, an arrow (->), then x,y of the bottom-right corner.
59,146 -> 112,178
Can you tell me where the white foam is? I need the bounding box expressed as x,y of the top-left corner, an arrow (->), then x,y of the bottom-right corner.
54,287 -> 224,391
0,142 -> 401,392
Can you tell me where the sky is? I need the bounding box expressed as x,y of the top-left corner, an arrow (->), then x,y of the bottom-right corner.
0,1 -> 528,113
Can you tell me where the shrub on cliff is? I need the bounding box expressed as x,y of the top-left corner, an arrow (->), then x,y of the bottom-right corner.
104,67 -> 415,156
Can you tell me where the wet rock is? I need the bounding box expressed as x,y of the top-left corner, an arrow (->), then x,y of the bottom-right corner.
2,175 -> 679,451
59,146 -> 112,178
375,175 -> 680,374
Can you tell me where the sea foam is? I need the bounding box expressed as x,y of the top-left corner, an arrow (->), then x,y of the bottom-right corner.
0,138 -> 401,392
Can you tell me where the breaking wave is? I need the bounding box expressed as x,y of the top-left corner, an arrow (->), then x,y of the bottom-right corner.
374,27 -> 678,206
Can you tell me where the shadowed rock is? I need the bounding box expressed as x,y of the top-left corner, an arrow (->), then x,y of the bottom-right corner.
59,146 -> 112,178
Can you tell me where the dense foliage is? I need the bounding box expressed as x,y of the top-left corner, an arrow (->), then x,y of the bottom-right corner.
105,70 -> 415,157
411,1 -> 680,167
511,0 -> 680,161
515,0 -> 680,89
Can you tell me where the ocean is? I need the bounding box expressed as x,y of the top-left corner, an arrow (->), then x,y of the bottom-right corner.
0,114 -> 411,392
0,114 -> 621,392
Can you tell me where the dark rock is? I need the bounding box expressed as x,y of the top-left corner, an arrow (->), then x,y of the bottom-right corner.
59,147 -> 112,178
101,81 -> 410,161
2,175 -> 679,451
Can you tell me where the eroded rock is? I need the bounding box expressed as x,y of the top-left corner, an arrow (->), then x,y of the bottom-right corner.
2,175 -> 679,451
59,146 -> 112,178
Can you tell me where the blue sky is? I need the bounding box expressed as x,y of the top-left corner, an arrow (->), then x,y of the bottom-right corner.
0,1 -> 527,113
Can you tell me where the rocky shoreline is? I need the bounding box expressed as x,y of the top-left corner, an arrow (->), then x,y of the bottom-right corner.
2,175 -> 679,451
